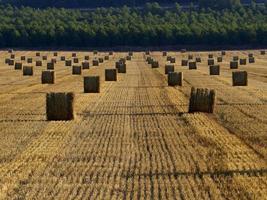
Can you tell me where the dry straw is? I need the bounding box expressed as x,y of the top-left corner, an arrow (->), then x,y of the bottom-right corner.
27,58 -> 33,63
42,71 -> 55,84
23,66 -> 33,76
46,92 -> 74,121
105,69 -> 117,81
151,61 -> 159,68
168,72 -> 183,86
73,58 -> 79,63
208,59 -> 214,66
249,57 -> 255,63
230,61 -> 238,69
93,59 -> 99,66
165,64 -> 174,74
163,51 -> 167,56
82,62 -> 90,69
47,62 -> 55,70
84,55 -> 90,60
232,71 -> 248,86
189,61 -> 197,70
209,65 -> 220,75
239,58 -> 247,65
36,60 -> 42,67
217,57 -> 223,62
65,60 -> 72,66
8,59 -> 14,66
196,57 -> 201,63
189,87 -> 216,113
118,62 -> 126,73
84,76 -> 100,93
61,56 -> 66,61
181,60 -> 188,66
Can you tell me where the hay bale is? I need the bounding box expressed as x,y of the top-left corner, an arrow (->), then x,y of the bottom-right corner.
233,56 -> 239,61
261,50 -> 266,55
36,52 -> 40,57
72,66 -> 82,75
93,50 -> 98,55
170,57 -> 176,63
10,54 -> 15,59
145,51 -> 150,55
61,56 -> 66,61
5,58 -> 10,64
196,57 -> 201,63
230,61 -> 238,69
36,60 -> 42,67
119,58 -> 126,64
209,65 -> 220,75
21,56 -> 26,61
167,56 -> 172,62
27,58 -> 32,63
248,53 -> 253,58
93,59 -> 99,66
23,66 -> 33,76
181,59 -> 188,66
217,57 -> 223,62
47,62 -> 54,70
189,62 -> 197,70
118,63 -> 126,73
8,49 -> 13,53
249,57 -> 255,63
188,55 -> 193,60
151,61 -> 159,68
163,51 -> 167,56
239,58 -> 247,65
82,61 -> 90,69
14,62 -> 22,70
208,54 -> 213,59
221,51 -> 226,56
105,69 -> 117,81
65,60 -> 72,66
126,55 -> 131,61
168,72 -> 183,86
42,56 -> 47,60
181,49 -> 187,53
73,58 -> 79,63
99,58 -> 104,63
147,57 -> 153,64
84,55 -> 90,60
72,53 -> 77,57
53,52 -> 58,57
42,71 -> 55,84
188,87 -> 216,113
165,64 -> 174,74
51,58 -> 57,64
84,76 -> 100,93
232,71 -> 248,86
8,59 -> 14,66
46,92 -> 74,121
208,59 -> 214,66
128,52 -> 133,56
109,51 -> 113,55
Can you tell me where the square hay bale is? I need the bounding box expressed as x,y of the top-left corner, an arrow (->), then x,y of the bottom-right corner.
65,60 -> 72,66
23,66 -> 33,76
188,87 -> 216,113
8,59 -> 14,66
109,51 -> 113,55
8,49 -> 13,53
189,62 -> 197,70
248,53 -> 253,58
47,62 -> 55,70
119,58 -> 126,63
72,66 -> 82,75
5,58 -> 10,64
217,57 -> 223,62
84,76 -> 100,93
118,63 -> 126,73
10,54 -> 15,59
53,52 -> 58,57
163,51 -> 167,56
93,50 -> 98,55
208,54 -> 213,59
249,57 -> 255,63
126,55 -> 131,61
165,64 -> 174,74
14,62 -> 22,70
105,69 -> 117,81
104,55 -> 109,60
239,58 -> 247,65
82,61 -> 90,69
167,56 -> 172,62
60,56 -> 66,61
36,52 -> 40,57
188,55 -> 193,60
261,50 -> 266,55
147,57 -> 153,64
51,58 -> 57,64
42,71 -> 55,84
209,65 -> 220,75
230,61 -> 238,69
46,92 -> 74,121
145,51 -> 150,55
36,60 -> 42,67
208,59 -> 214,66
73,58 -> 79,63
21,56 -> 26,61
99,58 -> 104,63
72,53 -> 77,57
181,49 -> 187,53
221,51 -> 226,56
151,61 -> 159,68
93,59 -> 99,66
233,56 -> 239,61
232,71 -> 248,86
84,55 -> 90,60
170,57 -> 176,63
27,58 -> 33,63
42,56 -> 47,60
168,72 -> 183,86
181,59 -> 188,66
128,52 -> 133,56
196,57 -> 201,63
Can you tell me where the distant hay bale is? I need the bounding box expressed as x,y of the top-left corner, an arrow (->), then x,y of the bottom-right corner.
239,58 -> 247,65
27,58 -> 33,63
73,58 -> 79,63
72,53 -> 77,57
84,55 -> 90,60
36,52 -> 40,57
93,59 -> 99,66
61,56 -> 66,61
93,50 -> 98,55
208,59 -> 214,66
42,56 -> 47,60
119,58 -> 126,63
233,56 -> 239,61
51,58 -> 57,64
82,61 -> 90,69
217,57 -> 223,62
14,62 -> 22,70
151,61 -> 159,68
188,55 -> 193,60
65,60 -> 72,66
21,56 -> 26,61
98,58 -> 104,63
249,57 -> 255,63
232,71 -> 248,86
23,66 -> 33,76
165,64 -> 174,74
109,51 -> 113,55
42,71 -> 55,84
47,62 -> 55,70
168,72 -> 183,86
10,54 -> 15,59
221,51 -> 226,56
248,53 -> 253,58
146,57 -> 153,64
8,49 -> 13,53
72,66 -> 82,75
208,54 -> 213,59
163,51 -> 167,56
188,87 -> 216,113
36,60 -> 42,67
53,52 -> 58,57
118,63 -> 126,73
145,51 -> 150,55
209,65 -> 220,75
128,52 -> 133,56
181,49 -> 187,53
181,59 -> 188,66
230,61 -> 238,69
167,56 -> 172,62
105,69 -> 117,81
170,57 -> 176,63
8,59 -> 14,66
46,92 -> 74,121
84,76 -> 100,93
126,55 -> 131,61
260,50 -> 266,55
196,57 -> 201,63
189,61 -> 197,70
5,58 -> 10,64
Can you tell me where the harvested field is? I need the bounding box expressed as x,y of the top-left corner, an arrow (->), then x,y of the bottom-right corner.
0,50 -> 267,199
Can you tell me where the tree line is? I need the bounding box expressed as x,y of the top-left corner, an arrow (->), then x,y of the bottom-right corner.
0,3 -> 266,47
